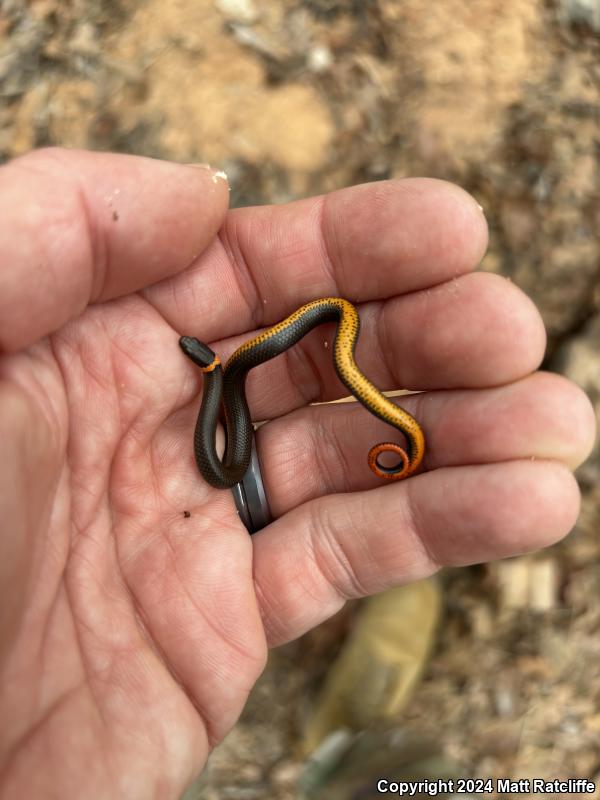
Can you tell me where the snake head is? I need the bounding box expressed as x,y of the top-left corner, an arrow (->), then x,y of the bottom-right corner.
179,337 -> 217,369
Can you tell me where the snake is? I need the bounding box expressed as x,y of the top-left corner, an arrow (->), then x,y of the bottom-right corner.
179,297 -> 425,489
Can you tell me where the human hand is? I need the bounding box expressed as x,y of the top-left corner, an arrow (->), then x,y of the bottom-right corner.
0,149 -> 594,799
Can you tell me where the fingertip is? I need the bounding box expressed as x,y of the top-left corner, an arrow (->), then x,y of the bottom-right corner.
509,459 -> 581,543
418,460 -> 582,565
394,177 -> 490,273
322,177 -> 490,298
526,371 -> 598,469
477,272 -> 548,378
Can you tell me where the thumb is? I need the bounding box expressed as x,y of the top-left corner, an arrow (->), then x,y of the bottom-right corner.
0,148 -> 229,352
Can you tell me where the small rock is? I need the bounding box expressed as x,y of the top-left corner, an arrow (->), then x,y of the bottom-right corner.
493,556 -> 561,613
494,684 -> 515,717
270,759 -> 301,788
234,763 -> 258,782
215,0 -> 258,24
495,557 -> 530,611
307,44 -> 333,73
68,22 -> 98,55
558,0 -> 600,31
529,558 -> 560,612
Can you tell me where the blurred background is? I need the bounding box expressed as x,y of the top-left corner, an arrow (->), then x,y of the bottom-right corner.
2,0 -> 599,796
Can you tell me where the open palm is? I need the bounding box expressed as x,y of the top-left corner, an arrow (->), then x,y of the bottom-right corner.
0,149 -> 594,799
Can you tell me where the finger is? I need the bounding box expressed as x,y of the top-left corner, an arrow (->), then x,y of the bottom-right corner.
176,272 -> 546,427
255,371 -> 596,516
0,148 -> 229,352
252,460 -> 581,646
150,178 -> 488,343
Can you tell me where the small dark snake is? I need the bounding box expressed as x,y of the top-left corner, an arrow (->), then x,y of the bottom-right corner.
179,297 -> 425,489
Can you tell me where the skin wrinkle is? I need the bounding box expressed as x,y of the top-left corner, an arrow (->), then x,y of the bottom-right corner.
43,338 -> 72,457
106,332 -> 156,406
399,477 -> 441,576
113,417 -> 217,708
59,315 -> 109,397
168,278 -> 183,329
46,337 -> 110,538
255,535 -> 315,644
283,331 -> 327,407
0,679 -> 98,790
104,307 -> 193,512
218,219 -> 263,333
174,359 -> 204,416
29,510 -> 70,686
28,570 -> 64,701
126,410 -> 162,514
254,425 -> 288,509
126,578 -> 217,751
149,431 -> 177,515
58,328 -> 143,740
310,419 -> 338,497
132,523 -> 264,736
293,515 -> 340,607
74,179 -> 108,306
106,334 -> 139,533
127,602 -> 196,723
375,300 -> 402,389
93,655 -> 187,794
259,407 -> 335,509
148,256 -> 197,337
69,524 -> 129,650
67,528 -> 115,625
309,500 -> 373,603
318,412 -> 354,495
16,155 -> 97,317
314,194 -> 339,288
68,463 -> 107,538
377,293 -> 436,392
95,512 -> 143,630
54,584 -> 109,743
3,368 -> 55,501
268,420 -> 305,472
251,573 -> 283,645
64,537 -> 203,776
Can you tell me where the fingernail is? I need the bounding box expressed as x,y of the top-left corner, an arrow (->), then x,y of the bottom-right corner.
186,163 -> 229,185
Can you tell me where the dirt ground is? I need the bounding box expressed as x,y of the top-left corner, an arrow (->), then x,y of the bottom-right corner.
2,0 -> 600,797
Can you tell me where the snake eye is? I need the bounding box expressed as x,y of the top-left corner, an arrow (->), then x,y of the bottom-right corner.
179,337 -> 216,368
367,442 -> 410,480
